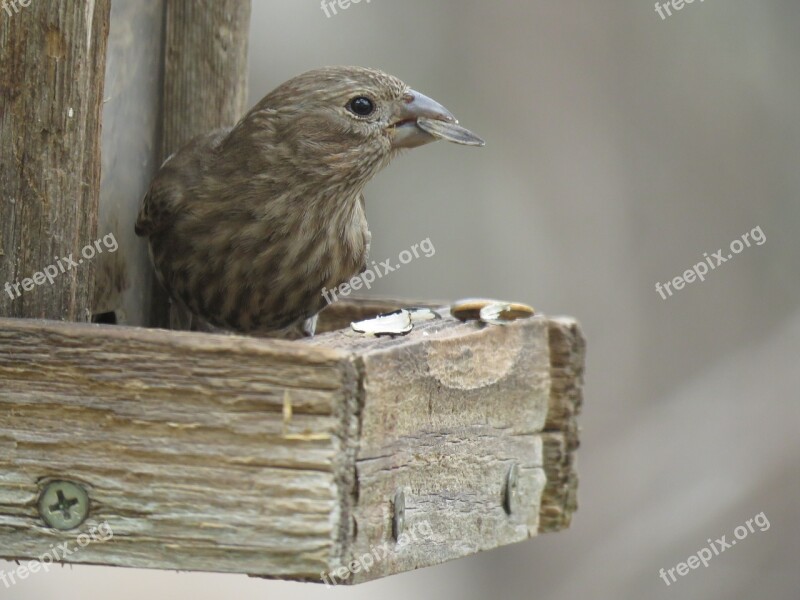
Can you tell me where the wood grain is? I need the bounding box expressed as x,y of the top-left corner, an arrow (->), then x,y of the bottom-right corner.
540,317 -> 585,532
0,303 -> 584,583
0,318 -> 358,578
324,313 -> 551,583
0,1 -> 111,321
161,0 -> 251,159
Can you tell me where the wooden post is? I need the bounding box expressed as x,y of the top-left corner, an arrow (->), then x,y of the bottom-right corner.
148,0 -> 252,327
161,0 -> 251,159
0,2 -> 111,321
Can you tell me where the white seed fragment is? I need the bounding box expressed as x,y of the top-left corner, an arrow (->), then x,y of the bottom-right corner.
408,308 -> 439,323
351,309 -> 413,336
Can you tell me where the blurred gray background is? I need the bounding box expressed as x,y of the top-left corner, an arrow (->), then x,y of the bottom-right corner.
6,0 -> 799,598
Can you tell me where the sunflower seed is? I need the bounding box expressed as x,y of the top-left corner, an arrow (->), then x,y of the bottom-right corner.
451,298 -> 535,323
479,302 -> 535,325
417,117 -> 486,147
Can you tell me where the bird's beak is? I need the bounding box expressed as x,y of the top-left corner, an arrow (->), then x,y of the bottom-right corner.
389,89 -> 458,149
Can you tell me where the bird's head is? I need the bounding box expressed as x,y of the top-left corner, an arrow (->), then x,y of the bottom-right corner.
239,66 -> 466,188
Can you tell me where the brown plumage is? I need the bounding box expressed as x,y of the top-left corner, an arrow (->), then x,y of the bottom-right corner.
135,66 -> 481,337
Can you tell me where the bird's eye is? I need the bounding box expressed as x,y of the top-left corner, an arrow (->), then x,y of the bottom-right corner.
347,96 -> 375,117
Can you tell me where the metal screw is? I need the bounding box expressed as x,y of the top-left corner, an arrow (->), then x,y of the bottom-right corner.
38,481 -> 89,530
504,464 -> 519,514
392,489 -> 405,539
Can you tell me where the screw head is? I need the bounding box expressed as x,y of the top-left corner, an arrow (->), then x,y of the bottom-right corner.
38,481 -> 89,530
504,464 -> 519,514
392,489 -> 406,539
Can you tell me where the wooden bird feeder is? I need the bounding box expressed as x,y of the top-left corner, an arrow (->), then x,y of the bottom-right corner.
0,1 -> 585,584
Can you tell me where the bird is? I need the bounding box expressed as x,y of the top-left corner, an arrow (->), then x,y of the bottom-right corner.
135,66 -> 483,338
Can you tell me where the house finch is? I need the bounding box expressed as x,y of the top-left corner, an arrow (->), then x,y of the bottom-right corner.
135,66 -> 483,337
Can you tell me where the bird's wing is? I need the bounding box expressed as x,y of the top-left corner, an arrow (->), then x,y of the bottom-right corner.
134,172 -> 179,237
135,130 -> 229,238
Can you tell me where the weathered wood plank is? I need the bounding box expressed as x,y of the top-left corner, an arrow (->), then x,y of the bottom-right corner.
0,318 -> 358,577
0,1 -> 111,321
0,303 -> 584,583
335,315 -> 551,583
540,316 -> 585,533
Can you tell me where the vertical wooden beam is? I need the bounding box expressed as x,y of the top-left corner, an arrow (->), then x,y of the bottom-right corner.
0,1 -> 111,321
161,0 -> 251,158
147,0 -> 252,327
